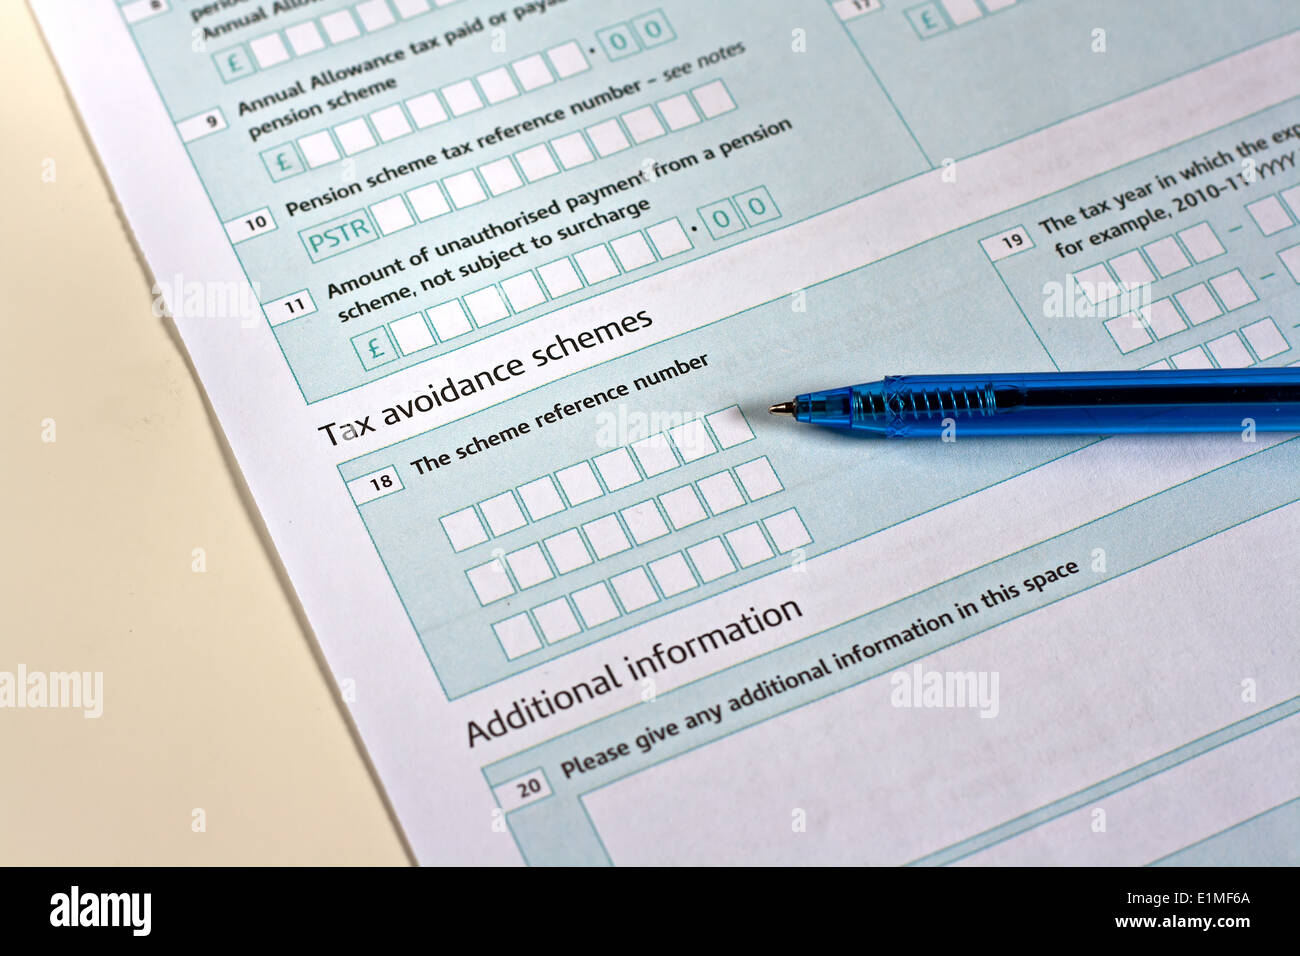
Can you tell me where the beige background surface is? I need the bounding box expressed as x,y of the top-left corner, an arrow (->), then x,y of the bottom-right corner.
0,2 -> 410,865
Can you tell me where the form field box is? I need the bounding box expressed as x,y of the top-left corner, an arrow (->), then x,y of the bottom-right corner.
347,466 -> 404,505
493,613 -> 539,658
441,506 -> 488,551
534,599 -> 580,644
556,462 -> 603,505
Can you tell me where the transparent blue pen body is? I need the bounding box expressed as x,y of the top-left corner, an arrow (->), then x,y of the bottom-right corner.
795,370 -> 1300,437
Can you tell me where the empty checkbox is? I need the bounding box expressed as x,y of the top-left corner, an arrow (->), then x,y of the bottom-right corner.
1207,332 -> 1253,368
1172,346 -> 1213,369
1246,196 -> 1293,235
501,271 -> 545,311
1237,317 -> 1289,358
1178,223 -> 1225,262
647,218 -> 696,257
518,476 -> 564,520
1241,318 -> 1288,359
538,257 -> 582,296
657,94 -> 700,130
552,132 -> 594,168
1109,250 -> 1154,288
1140,299 -> 1185,339
611,232 -> 655,270
1104,314 -> 1151,354
440,506 -> 487,551
511,53 -> 553,91
480,491 -> 526,535
1283,186 -> 1300,221
1073,264 -> 1117,304
690,80 -> 735,118
468,559 -> 514,604
533,598 -> 580,643
1175,284 -> 1222,325
582,514 -> 630,558
442,79 -> 483,115
320,10 -> 360,42
735,458 -> 782,499
574,245 -> 618,283
298,131 -> 339,167
285,21 -> 325,55
546,41 -> 588,78
477,67 -> 518,104
480,157 -> 523,195
405,91 -> 447,128
1144,236 -> 1190,276
586,119 -> 630,156
621,500 -> 669,543
370,104 -> 412,141
426,300 -> 471,339
593,448 -> 639,490
611,568 -> 657,611
630,433 -> 678,476
668,419 -> 715,461
444,170 -> 486,208
687,538 -> 735,582
658,486 -> 706,529
506,543 -> 553,588
649,553 -> 697,597
646,219 -> 691,257
556,462 -> 603,505
764,509 -> 811,552
622,106 -> 664,142
1281,245 -> 1300,282
407,182 -> 449,220
250,33 -> 290,68
1209,270 -> 1257,310
697,472 -> 745,514
335,117 -> 376,154
725,524 -> 773,567
705,406 -> 753,447
393,0 -> 430,17
370,196 -> 413,234
515,144 -> 558,181
573,582 -> 619,627
389,312 -> 432,353
493,613 -> 540,658
543,529 -> 592,574
355,0 -> 395,31
465,286 -> 509,325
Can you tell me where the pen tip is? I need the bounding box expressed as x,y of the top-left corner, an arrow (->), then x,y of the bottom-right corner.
769,402 -> 795,417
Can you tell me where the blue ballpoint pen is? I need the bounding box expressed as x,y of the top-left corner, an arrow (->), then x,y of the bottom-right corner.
768,369 -> 1300,437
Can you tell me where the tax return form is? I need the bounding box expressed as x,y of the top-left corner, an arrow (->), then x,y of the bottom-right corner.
33,0 -> 1300,865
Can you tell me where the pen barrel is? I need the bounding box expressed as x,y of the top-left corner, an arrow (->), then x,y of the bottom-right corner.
814,370 -> 1300,436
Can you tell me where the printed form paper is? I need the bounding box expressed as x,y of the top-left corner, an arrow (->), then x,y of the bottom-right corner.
32,0 -> 1300,865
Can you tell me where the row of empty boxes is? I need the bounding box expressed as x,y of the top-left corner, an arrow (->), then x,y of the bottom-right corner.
1245,186 -> 1300,236
353,81 -> 737,231
213,0 -> 467,80
441,406 -> 755,552
491,508 -> 813,659
1101,269 -> 1265,355
359,219 -> 693,366
270,42 -> 593,175
465,457 -> 788,607
1072,222 -> 1227,304
1139,318 -> 1292,370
